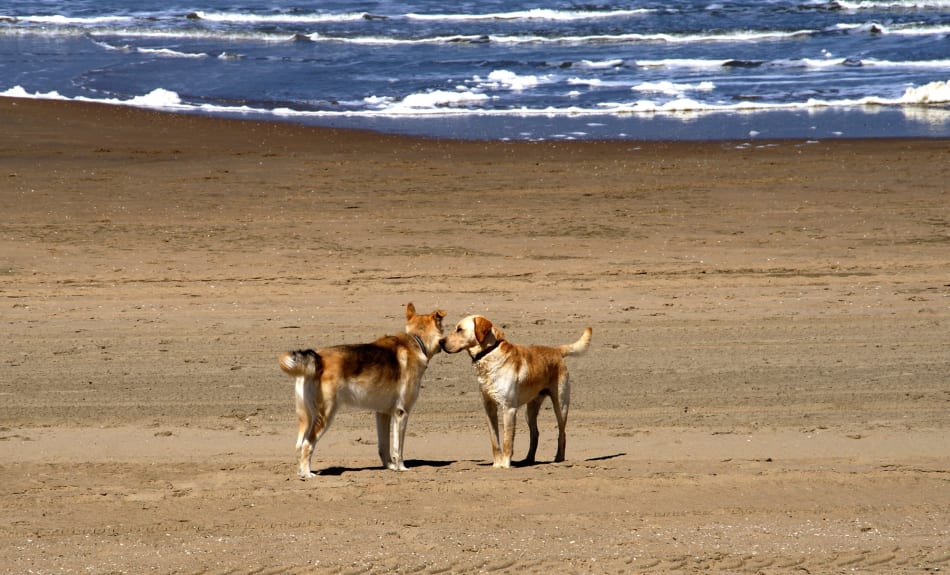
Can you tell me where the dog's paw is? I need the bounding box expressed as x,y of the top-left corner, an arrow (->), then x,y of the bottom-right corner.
387,462 -> 409,472
298,471 -> 316,480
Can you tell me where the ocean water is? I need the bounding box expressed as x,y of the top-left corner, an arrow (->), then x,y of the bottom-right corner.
2,0 -> 949,140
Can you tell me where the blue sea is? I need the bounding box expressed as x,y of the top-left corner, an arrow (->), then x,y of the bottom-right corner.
2,0 -> 949,140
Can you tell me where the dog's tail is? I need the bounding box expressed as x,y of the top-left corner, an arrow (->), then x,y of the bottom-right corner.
279,349 -> 322,378
558,327 -> 592,357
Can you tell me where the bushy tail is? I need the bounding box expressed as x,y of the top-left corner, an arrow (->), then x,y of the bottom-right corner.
558,327 -> 592,357
279,349 -> 322,377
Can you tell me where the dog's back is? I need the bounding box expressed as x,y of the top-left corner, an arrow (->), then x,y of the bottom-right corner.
282,338 -> 413,407
324,339 -> 403,384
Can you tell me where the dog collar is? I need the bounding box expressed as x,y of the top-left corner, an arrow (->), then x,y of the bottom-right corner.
471,341 -> 502,363
411,334 -> 430,361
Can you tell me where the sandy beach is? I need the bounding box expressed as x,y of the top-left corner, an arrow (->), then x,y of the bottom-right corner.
1,97 -> 948,574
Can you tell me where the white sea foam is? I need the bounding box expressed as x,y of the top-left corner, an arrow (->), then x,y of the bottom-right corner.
126,88 -> 182,107
885,23 -> 950,36
173,7 -> 657,24
835,20 -> 950,36
633,58 -> 732,69
474,70 -> 550,91
633,81 -> 716,95
0,85 -> 193,111
1,86 -> 67,100
833,0 -> 950,11
15,14 -> 134,25
575,59 -> 624,70
405,8 -> 653,21
89,39 -> 131,52
899,79 -> 950,103
480,28 -> 817,46
6,78 -> 948,122
136,47 -> 207,58
192,11 -> 367,23
567,78 -> 608,87
391,90 -> 490,110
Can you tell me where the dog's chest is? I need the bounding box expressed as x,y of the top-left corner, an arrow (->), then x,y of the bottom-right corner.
475,360 -> 524,405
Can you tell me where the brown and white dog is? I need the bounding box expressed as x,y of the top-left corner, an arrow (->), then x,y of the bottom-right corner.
279,303 -> 446,478
441,315 -> 591,468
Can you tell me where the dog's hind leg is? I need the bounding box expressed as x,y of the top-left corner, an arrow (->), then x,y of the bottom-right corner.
389,407 -> 410,471
295,377 -> 319,478
295,378 -> 336,479
524,396 -> 544,464
500,405 -> 518,469
376,412 -> 393,469
550,375 -> 570,463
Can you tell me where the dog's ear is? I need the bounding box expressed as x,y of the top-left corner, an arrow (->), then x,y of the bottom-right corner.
436,310 -> 446,320
406,302 -> 416,319
474,316 -> 493,344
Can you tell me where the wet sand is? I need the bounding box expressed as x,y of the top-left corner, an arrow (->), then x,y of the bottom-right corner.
1,97 -> 949,574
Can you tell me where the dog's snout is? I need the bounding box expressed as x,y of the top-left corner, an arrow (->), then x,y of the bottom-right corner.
438,337 -> 447,350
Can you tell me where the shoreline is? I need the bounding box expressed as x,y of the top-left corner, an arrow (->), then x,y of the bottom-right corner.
271,105 -> 950,142
4,94 -> 950,142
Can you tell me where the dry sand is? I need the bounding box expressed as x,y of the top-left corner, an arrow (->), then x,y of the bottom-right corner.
1,97 -> 948,574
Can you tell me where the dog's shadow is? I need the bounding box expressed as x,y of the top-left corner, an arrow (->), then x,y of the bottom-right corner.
477,452 -> 627,468
585,452 -> 626,462
317,453 -> 626,475
317,459 -> 455,476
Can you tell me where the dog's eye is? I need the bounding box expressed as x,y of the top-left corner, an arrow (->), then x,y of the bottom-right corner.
456,326 -> 463,333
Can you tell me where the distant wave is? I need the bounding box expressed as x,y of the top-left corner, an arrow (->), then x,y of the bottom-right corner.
48,31 -> 950,72
23,29 -> 950,73
2,26 -> 815,46
833,21 -> 950,36
631,57 -> 950,71
190,11 -> 369,23
295,28 -> 821,46
4,15 -> 950,46
10,25 -> 950,47
832,0 -> 950,10
173,8 -> 655,23
0,8 -> 654,26
404,8 -> 654,21
136,47 -> 207,58
4,14 -> 135,24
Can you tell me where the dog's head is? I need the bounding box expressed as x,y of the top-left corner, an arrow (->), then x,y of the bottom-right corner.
440,315 -> 505,355
405,302 -> 447,358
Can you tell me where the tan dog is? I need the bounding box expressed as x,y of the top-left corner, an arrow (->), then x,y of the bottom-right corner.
279,303 -> 446,478
441,316 -> 591,468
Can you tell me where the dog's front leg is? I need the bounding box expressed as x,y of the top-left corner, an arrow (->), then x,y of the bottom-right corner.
376,412 -> 393,469
500,405 -> 518,468
389,408 -> 409,471
482,398 -> 503,467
